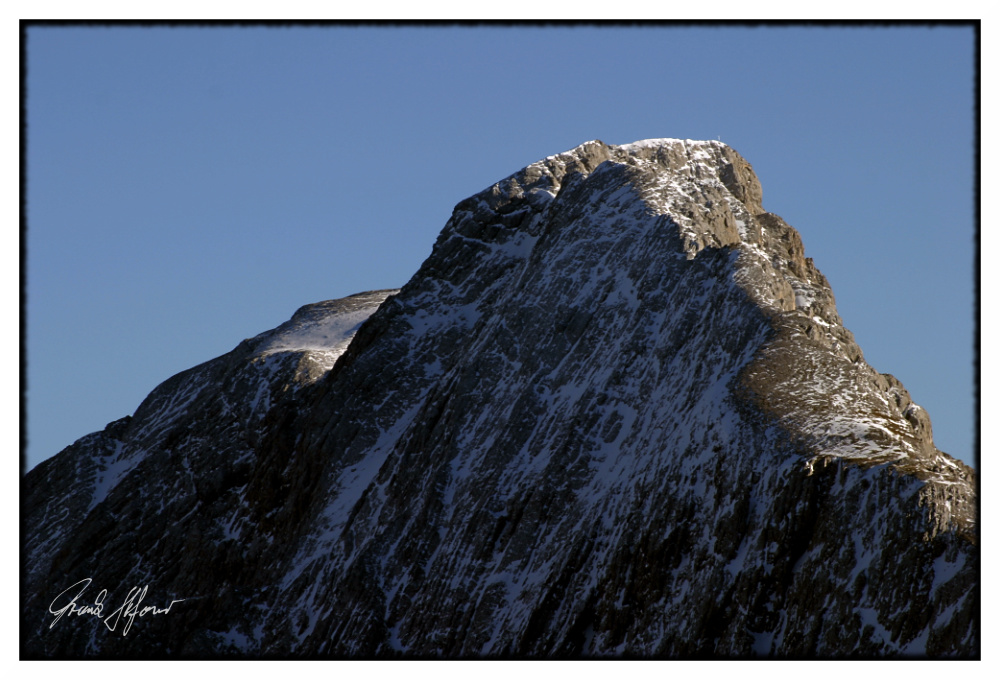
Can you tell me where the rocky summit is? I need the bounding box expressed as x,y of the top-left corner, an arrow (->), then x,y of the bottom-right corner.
22,139 -> 976,659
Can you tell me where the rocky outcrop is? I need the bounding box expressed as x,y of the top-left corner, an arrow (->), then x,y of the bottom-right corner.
22,139 -> 976,659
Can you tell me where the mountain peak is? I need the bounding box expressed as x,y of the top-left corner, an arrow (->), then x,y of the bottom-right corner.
505,137 -> 764,220
448,139 -> 967,489
23,139 -> 975,658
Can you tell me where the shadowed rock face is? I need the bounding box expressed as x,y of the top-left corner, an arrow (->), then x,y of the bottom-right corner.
23,139 -> 976,659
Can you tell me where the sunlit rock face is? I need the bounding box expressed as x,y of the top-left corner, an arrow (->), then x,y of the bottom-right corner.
23,139 -> 976,659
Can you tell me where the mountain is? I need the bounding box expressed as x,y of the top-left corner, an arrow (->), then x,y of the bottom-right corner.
22,138 -> 976,658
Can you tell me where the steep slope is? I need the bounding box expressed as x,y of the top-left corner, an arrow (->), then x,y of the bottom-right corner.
22,139 -> 976,658
23,290 -> 396,655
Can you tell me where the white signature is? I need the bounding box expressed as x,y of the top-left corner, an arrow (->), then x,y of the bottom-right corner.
48,578 -> 186,637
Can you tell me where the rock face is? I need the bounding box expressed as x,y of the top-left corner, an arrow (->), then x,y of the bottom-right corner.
22,139 -> 976,659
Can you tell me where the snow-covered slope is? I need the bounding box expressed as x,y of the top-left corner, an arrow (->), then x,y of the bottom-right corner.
22,140 -> 975,659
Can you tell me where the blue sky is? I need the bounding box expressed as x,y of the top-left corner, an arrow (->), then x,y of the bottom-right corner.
24,24 -> 977,470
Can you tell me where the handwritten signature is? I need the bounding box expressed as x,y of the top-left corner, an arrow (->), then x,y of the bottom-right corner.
48,578 -> 185,637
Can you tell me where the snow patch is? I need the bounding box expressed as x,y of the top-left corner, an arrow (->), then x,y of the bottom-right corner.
260,307 -> 376,357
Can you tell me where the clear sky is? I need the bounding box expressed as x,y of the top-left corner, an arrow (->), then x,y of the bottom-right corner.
23,23 -> 977,470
